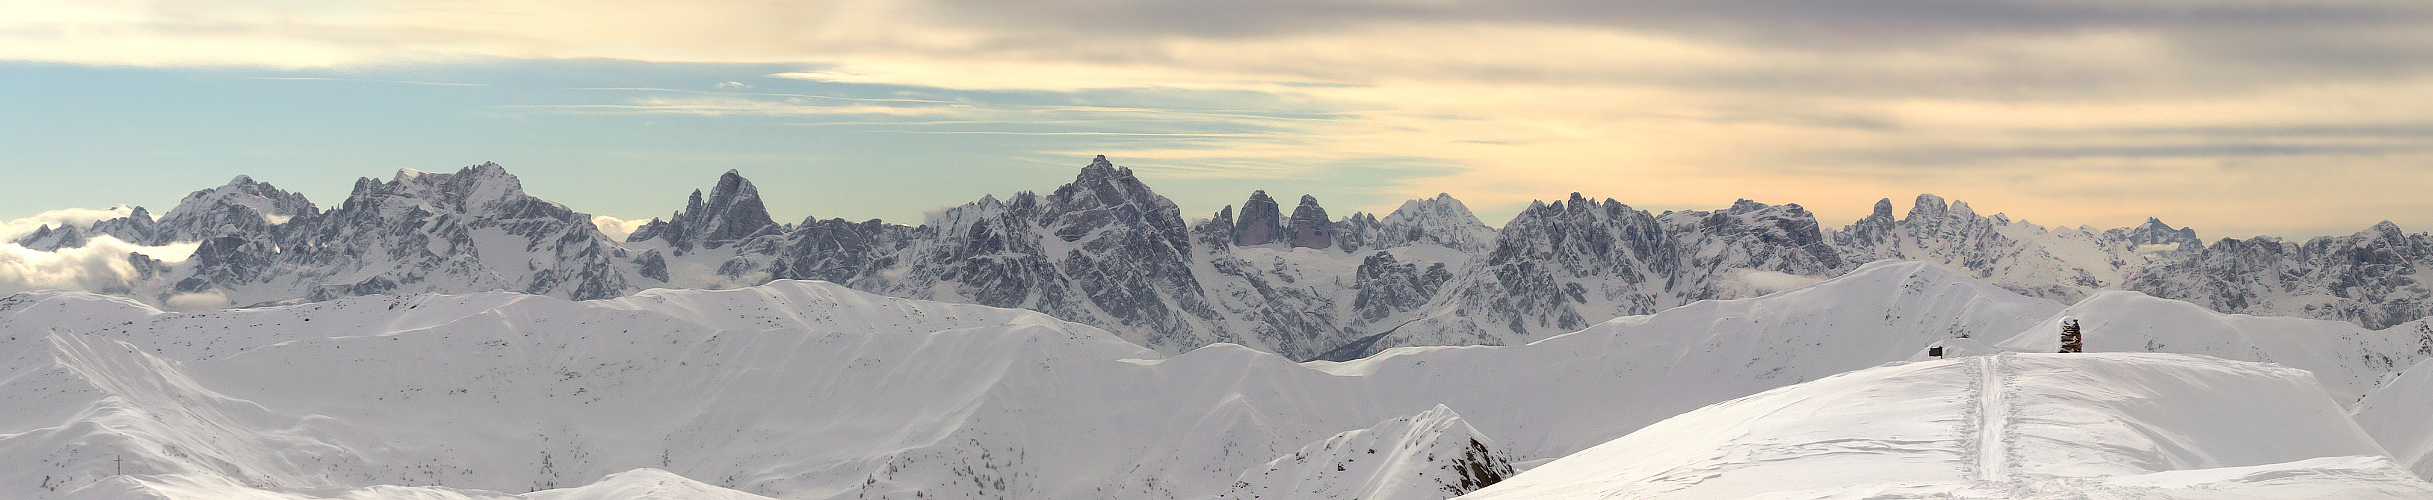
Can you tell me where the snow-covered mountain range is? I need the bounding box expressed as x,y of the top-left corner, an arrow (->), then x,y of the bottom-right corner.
12,157 -> 2432,360
9,260 -> 2433,499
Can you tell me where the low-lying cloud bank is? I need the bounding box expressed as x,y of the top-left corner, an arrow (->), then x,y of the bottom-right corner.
0,206 -> 135,242
0,235 -> 198,299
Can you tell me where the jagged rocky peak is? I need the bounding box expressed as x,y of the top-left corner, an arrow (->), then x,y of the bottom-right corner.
1046,155 -> 1180,226
151,174 -> 319,243
1836,197 -> 1900,247
1287,194 -> 1333,249
1386,193 -> 1487,227
627,169 -> 779,251
163,174 -> 317,224
1901,193 -> 1983,225
1868,197 -> 1895,221
13,223 -> 87,251
2107,217 -> 2201,249
1905,193 -> 1949,222
1196,205 -> 1237,249
1324,193 -> 1498,254
346,162 -> 546,216
1234,190 -> 1284,246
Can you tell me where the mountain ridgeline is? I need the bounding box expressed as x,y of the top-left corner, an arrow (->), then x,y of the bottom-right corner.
23,156 -> 2433,360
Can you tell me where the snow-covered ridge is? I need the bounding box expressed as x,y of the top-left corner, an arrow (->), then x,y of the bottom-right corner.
1460,353 -> 2433,499
7,259 -> 2433,499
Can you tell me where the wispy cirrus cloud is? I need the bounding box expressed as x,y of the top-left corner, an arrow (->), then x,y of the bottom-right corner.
6,0 -> 2432,238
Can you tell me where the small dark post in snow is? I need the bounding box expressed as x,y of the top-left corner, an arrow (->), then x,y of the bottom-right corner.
2059,317 -> 2083,353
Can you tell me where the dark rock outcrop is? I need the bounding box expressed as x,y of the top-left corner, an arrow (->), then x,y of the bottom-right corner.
1286,195 -> 1332,249
1233,191 -> 1284,246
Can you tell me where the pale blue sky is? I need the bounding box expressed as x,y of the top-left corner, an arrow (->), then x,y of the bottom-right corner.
5,1 -> 2431,239
2,59 -> 1454,227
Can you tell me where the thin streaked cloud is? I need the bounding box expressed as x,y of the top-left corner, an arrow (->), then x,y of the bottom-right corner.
1,0 -> 2429,239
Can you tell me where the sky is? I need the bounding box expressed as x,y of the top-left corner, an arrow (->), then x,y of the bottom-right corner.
4,0 -> 2431,240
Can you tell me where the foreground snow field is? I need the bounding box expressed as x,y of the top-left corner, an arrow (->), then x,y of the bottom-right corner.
1459,353 -> 2433,499
5,260 -> 2433,499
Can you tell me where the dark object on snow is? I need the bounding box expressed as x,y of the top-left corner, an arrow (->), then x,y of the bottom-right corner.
1928,346 -> 1944,358
2060,317 -> 2083,353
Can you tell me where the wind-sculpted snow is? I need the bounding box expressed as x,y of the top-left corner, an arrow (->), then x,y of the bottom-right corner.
1218,405 -> 1514,500
8,258 -> 2433,499
0,262 -> 2074,500
1459,353 -> 2433,499
2354,355 -> 2433,481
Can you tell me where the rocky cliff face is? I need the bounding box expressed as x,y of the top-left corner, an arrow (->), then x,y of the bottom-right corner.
131,163 -> 638,307
1334,195 -> 1849,357
2126,222 -> 2432,329
1828,194 -> 2186,303
625,170 -> 780,253
153,175 -> 319,244
1233,190 -> 1285,246
1286,195 -> 1334,249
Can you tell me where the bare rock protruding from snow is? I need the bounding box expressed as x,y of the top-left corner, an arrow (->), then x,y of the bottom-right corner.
1221,405 -> 1514,500
1459,353 -> 2433,499
2108,216 -> 2204,251
152,175 -> 318,244
12,223 -> 89,251
1350,251 -> 1453,323
853,155 -> 1224,354
1333,196 -> 1845,358
2125,221 -> 2433,330
1832,194 -> 2132,303
624,170 -> 780,252
1232,190 -> 1285,246
1286,194 -> 1333,249
157,162 -> 637,307
22,157 -> 2433,361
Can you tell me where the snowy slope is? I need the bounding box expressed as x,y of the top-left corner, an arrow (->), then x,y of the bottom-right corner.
0,260 -> 2076,500
1459,353 -> 2433,499
56,468 -> 776,500
2355,355 -> 2433,481
1989,291 -> 2433,403
1215,405 -> 1513,500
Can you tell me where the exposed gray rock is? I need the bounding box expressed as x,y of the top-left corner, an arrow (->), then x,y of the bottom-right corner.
2126,221 -> 2431,329
625,170 -> 780,252
1233,191 -> 1284,246
1287,195 -> 1333,249
12,224 -> 86,252
25,156 -> 2433,363
634,248 -> 669,282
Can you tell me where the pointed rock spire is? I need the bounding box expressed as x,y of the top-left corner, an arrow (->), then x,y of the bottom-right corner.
1288,194 -> 1333,249
1234,190 -> 1284,246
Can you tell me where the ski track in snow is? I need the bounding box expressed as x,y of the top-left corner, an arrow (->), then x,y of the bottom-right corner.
1973,354 -> 2011,483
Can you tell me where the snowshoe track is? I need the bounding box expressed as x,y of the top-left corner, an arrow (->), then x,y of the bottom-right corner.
1973,354 -> 2013,483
